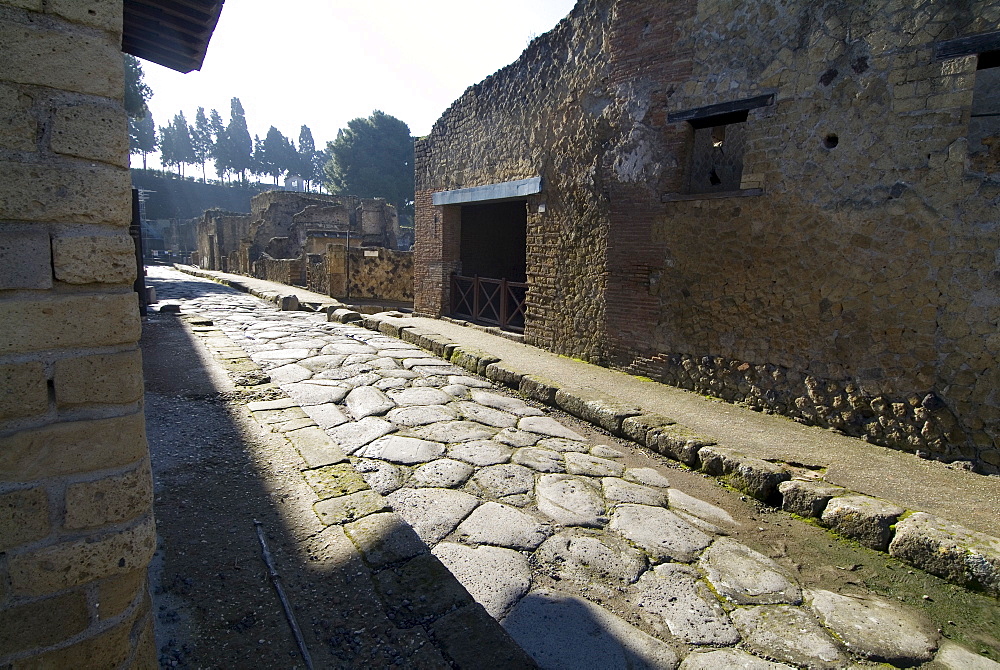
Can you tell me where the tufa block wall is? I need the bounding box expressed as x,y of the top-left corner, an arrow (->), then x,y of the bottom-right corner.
415,0 -> 1000,471
0,0 -> 156,667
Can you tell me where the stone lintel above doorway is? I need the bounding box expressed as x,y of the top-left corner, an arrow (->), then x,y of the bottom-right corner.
432,177 -> 542,206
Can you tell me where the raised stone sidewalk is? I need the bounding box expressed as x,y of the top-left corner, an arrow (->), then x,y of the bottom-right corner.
164,265 -> 1000,668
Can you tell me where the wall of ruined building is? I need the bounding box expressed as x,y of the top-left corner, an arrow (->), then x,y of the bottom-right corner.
252,256 -> 304,286
307,248 -> 414,302
414,0 -> 614,361
415,0 -> 1000,471
0,0 -> 156,665
195,209 -> 250,272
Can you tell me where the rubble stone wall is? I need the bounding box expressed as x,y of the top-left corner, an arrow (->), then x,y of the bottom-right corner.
308,247 -> 414,302
0,0 -> 156,665
415,0 -> 1000,471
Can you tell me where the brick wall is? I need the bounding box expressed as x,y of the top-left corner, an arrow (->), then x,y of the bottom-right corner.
414,0 -> 1000,471
0,0 -> 156,666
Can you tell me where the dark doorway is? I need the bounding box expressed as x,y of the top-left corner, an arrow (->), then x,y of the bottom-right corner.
451,200 -> 528,331
459,201 -> 527,282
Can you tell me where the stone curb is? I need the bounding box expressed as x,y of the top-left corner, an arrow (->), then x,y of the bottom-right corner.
179,312 -> 534,665
342,311 -> 1000,598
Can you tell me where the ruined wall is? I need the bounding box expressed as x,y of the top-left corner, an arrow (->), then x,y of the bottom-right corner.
0,0 -> 156,665
307,247 -> 414,302
415,0 -> 614,361
252,256 -> 303,286
195,209 -> 250,272
416,0 -> 1000,471
598,0 -> 1000,471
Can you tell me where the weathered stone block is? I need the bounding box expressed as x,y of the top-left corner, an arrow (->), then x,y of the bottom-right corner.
0,486 -> 49,552
0,292 -> 141,354
328,307 -> 361,323
64,461 -> 152,529
0,228 -> 52,290
484,361 -> 524,389
378,320 -> 406,338
314,489 -> 388,525
49,101 -> 127,165
430,602 -> 537,669
18,602 -> 142,669
0,412 -> 146,481
554,388 -> 641,435
778,479 -> 847,517
820,495 -> 905,552
302,463 -> 369,500
8,515 -> 155,596
0,589 -> 88,656
0,161 -> 131,226
0,361 -> 48,421
96,569 -> 145,620
51,231 -> 136,284
285,425 -> 349,469
279,294 -> 299,311
342,512 -> 427,570
0,81 -> 36,152
46,0 -> 124,32
54,349 -> 143,407
373,553 -> 474,627
620,413 -> 676,448
698,446 -> 790,503
0,18 -> 122,98
519,374 -> 559,404
656,424 -> 715,465
888,512 -> 1000,596
451,347 -> 500,377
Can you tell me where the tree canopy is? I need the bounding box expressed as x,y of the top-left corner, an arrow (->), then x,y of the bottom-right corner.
323,110 -> 414,214
123,55 -> 152,118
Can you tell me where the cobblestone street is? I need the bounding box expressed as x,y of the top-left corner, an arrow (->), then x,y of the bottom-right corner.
146,265 -> 1000,669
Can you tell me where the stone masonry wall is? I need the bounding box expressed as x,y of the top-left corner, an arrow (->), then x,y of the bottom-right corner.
306,247 -> 414,302
415,0 -> 614,361
0,1 -> 156,666
416,0 -> 1000,471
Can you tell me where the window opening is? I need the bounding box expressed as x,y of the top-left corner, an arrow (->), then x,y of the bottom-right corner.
970,50 -> 1000,174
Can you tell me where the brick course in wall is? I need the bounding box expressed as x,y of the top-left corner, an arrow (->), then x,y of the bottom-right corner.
0,1 -> 155,665
414,0 -> 1000,472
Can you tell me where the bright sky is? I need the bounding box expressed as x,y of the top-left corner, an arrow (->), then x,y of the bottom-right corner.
136,0 -> 578,168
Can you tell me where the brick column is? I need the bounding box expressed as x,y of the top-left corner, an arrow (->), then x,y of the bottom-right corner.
0,1 -> 157,666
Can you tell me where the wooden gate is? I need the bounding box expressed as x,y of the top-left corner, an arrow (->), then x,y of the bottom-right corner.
450,274 -> 527,332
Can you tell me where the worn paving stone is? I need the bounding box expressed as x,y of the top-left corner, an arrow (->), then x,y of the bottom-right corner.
631,563 -> 739,646
325,416 -> 395,454
428,602 -> 538,669
343,512 -> 427,570
602,477 -> 666,507
302,403 -> 351,429
454,401 -> 519,428
282,381 -> 349,406
454,502 -> 552,550
448,440 -> 513,467
387,387 -> 453,406
565,452 -> 625,477
272,417 -> 317,433
321,342 -> 377,355
778,479 -> 847,518
405,420 -> 497,443
378,369 -> 420,379
536,474 -> 606,527
296,354 -> 347,371
441,384 -> 471,399
386,488 -> 480,544
373,553 -> 473,627
608,504 -> 713,562
386,405 -> 459,427
821,494 -> 905,552
623,467 -> 671,488
502,589 -> 679,670
590,445 -> 623,458
667,489 -> 736,527
345,385 -> 395,419
267,363 -> 314,384
432,542 -> 531,619
699,538 -> 801,605
730,605 -> 845,669
360,435 -> 446,464
513,447 -> 566,473
536,437 -> 590,453
314,489 -> 389,525
411,459 -> 474,488
932,641 -> 1000,669
374,376 -> 410,391
679,649 -> 794,670
470,390 -> 544,416
448,375 -> 493,388
354,459 -> 406,495
403,357 -> 453,368
494,428 -> 542,448
536,530 -> 646,584
518,416 -> 587,441
284,426 -> 348,469
251,348 -> 315,363
808,589 -> 939,664
301,463 -> 369,499
471,464 -> 535,498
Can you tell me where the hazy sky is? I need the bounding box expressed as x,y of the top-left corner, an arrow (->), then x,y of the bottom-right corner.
136,0 -> 578,167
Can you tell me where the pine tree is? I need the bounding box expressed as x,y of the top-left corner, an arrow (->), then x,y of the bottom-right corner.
123,54 -> 152,119
208,109 -> 228,182
128,111 -> 157,170
192,107 -> 212,182
297,125 -> 317,189
170,112 -> 195,178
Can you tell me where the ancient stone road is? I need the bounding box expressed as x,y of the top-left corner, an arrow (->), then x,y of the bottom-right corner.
147,266 -> 998,670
